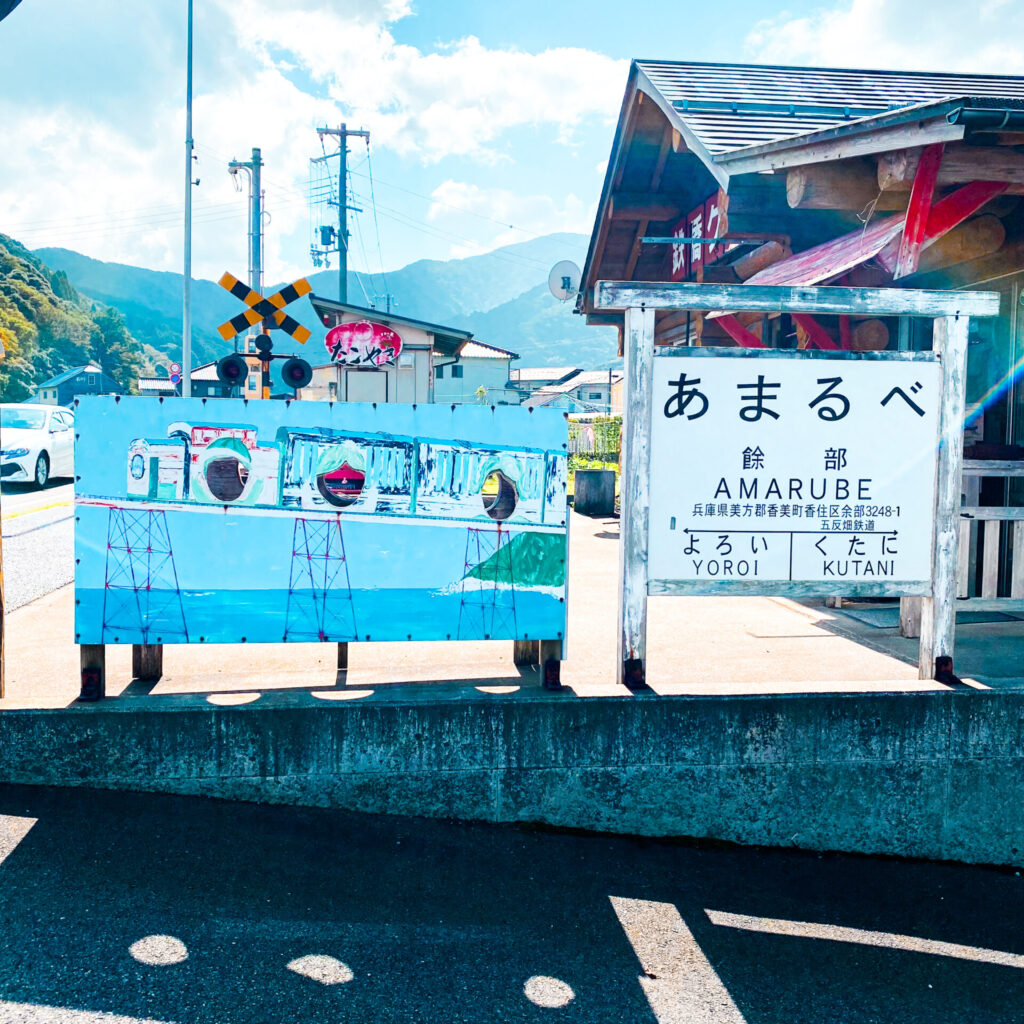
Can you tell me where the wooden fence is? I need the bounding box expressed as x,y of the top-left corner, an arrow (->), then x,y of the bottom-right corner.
958,460 -> 1024,610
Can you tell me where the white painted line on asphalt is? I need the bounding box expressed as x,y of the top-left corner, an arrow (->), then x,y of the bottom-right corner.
610,896 -> 747,1024
0,814 -> 37,867
707,909 -> 1024,969
0,1001 -> 173,1023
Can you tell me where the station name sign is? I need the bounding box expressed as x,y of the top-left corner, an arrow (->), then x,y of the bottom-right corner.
647,351 -> 941,595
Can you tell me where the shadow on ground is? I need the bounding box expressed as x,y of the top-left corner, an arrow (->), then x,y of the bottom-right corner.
0,786 -> 1023,1022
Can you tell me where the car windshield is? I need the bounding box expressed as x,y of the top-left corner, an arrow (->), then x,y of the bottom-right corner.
0,408 -> 47,430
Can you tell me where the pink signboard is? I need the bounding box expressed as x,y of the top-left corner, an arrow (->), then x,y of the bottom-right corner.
324,320 -> 403,367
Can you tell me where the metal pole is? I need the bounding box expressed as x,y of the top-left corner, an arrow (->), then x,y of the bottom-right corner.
182,0 -> 193,398
338,123 -> 347,303
250,148 -> 262,293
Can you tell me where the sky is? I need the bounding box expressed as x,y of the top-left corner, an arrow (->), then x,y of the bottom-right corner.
1,0 -> 1022,289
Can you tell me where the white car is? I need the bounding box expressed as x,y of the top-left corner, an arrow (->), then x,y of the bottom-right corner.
0,403 -> 75,488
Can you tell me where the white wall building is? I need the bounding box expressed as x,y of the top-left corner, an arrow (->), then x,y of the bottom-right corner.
433,341 -> 520,405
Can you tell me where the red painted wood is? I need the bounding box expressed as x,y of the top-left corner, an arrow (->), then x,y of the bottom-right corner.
741,214 -> 905,289
718,314 -> 765,348
893,142 -> 945,279
791,313 -> 840,350
877,179 -> 1008,274
839,315 -> 852,350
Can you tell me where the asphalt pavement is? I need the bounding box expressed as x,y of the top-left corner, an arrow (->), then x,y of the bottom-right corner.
0,481 -> 74,612
0,785 -> 1023,1023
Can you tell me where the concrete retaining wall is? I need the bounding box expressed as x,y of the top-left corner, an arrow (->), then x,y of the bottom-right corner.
1,688 -> 1022,866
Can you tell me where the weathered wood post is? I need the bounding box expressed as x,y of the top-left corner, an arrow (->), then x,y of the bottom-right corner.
918,313 -> 969,679
132,644 -> 163,682
618,305 -> 655,688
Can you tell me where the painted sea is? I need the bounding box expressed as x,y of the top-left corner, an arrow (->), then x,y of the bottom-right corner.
76,587 -> 564,645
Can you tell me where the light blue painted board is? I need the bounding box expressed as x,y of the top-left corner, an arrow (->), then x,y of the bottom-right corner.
74,397 -> 569,645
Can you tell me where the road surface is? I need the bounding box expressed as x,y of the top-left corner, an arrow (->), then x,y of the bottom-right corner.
1,482 -> 74,611
0,785 -> 1023,1023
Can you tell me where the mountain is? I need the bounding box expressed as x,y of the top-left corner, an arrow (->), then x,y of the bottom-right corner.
0,234 -> 145,401
35,233 -> 617,372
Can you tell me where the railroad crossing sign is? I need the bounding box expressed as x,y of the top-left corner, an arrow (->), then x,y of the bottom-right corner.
216,273 -> 313,344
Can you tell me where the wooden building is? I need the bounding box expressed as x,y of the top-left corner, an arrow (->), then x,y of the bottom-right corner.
578,60 -> 1024,600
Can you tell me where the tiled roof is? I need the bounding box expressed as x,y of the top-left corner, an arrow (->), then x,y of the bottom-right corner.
510,366 -> 579,382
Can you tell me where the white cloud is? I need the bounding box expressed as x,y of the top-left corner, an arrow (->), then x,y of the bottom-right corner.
427,180 -> 595,258
745,0 -> 1024,73
214,0 -> 626,162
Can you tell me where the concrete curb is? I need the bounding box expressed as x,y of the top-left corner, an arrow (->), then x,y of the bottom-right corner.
1,688 -> 1022,866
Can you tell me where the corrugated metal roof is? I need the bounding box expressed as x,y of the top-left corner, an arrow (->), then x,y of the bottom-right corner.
637,60 -> 1024,155
36,363 -> 102,388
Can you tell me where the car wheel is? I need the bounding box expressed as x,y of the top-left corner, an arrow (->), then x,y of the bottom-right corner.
34,452 -> 49,488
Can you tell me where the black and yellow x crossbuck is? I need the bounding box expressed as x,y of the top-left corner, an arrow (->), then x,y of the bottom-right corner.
216,273 -> 313,344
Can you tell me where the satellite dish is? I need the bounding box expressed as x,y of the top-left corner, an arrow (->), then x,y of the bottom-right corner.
548,260 -> 581,302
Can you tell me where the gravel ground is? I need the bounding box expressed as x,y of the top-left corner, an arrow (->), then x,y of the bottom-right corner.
1,785 -> 1024,1023
1,484 -> 74,611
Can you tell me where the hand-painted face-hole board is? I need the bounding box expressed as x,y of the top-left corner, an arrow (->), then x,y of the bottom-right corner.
75,398 -> 569,646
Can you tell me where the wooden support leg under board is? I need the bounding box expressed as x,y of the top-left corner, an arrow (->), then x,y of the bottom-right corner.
132,644 -> 163,681
79,644 -> 106,701
337,642 -> 348,671
513,639 -> 540,666
899,597 -> 922,638
539,639 -> 564,691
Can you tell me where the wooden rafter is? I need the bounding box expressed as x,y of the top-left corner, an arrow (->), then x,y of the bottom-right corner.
626,125 -> 674,278
892,142 -> 945,279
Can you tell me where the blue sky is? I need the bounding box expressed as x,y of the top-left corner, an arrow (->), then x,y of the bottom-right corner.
1,0 -> 1021,284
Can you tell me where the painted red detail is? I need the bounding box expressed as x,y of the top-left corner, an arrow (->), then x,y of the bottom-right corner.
791,313 -> 840,351
718,314 -> 764,348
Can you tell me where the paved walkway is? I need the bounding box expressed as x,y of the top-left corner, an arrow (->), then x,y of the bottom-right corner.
2,784 -> 1024,1023
2,512 -> 1022,709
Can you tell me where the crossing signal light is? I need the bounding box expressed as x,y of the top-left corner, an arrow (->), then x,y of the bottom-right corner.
216,353 -> 249,386
281,356 -> 312,390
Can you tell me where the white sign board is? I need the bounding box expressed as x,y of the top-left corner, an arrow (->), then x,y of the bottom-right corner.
648,351 -> 941,595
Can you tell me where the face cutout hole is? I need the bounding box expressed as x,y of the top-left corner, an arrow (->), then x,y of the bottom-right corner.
482,471 -> 517,521
317,463 -> 365,507
205,457 -> 249,502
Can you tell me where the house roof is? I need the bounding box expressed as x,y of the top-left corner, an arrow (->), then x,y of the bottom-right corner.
309,295 -> 473,354
36,363 -> 103,388
552,370 -> 623,391
190,361 -> 224,381
458,340 -> 518,360
138,377 -> 176,390
510,366 -> 579,383
636,59 -> 1024,160
523,389 -> 567,408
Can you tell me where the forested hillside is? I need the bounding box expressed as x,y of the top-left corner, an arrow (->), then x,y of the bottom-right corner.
0,234 -> 146,401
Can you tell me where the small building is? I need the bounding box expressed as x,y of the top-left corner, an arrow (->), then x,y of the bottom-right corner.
304,296 -> 515,405
35,363 -> 122,405
509,366 -> 580,401
523,369 -> 623,413
434,340 -> 520,405
138,376 -> 177,398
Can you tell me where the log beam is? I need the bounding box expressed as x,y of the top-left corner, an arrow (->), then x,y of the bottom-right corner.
787,159 -> 907,211
732,241 -> 793,281
915,214 -> 1006,274
850,319 -> 890,351
879,142 -> 1024,191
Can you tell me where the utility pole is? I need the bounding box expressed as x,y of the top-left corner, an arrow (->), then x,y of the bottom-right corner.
316,124 -> 369,303
182,0 -> 195,398
228,148 -> 264,330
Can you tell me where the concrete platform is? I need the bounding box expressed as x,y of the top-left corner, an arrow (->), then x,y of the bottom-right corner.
2,511 -> 1023,867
